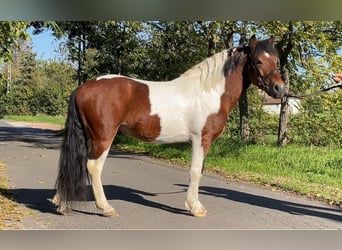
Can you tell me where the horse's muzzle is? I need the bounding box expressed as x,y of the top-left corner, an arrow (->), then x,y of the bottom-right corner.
271,83 -> 285,98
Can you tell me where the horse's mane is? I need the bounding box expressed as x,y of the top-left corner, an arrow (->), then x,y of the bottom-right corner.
223,46 -> 244,77
223,39 -> 278,77
179,39 -> 278,91
181,50 -> 228,91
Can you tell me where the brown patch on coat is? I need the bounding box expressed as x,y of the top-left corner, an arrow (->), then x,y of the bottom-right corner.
201,50 -> 248,157
76,77 -> 161,159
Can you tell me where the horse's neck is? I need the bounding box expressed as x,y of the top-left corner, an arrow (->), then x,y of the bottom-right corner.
223,66 -> 250,109
180,51 -> 228,91
180,66 -> 225,96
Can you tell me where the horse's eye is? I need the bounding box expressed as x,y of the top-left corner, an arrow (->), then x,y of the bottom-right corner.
256,60 -> 262,65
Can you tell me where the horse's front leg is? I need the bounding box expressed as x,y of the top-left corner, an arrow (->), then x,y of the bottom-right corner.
185,136 -> 207,217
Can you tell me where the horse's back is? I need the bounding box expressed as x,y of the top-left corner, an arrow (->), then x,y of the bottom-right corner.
76,76 -> 163,144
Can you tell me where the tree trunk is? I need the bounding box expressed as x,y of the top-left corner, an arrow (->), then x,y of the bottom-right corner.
223,24 -> 234,49
6,63 -> 11,94
238,25 -> 250,142
207,28 -> 218,56
81,34 -> 87,83
77,38 -> 82,86
275,22 -> 294,146
208,37 -> 216,56
277,68 -> 289,146
239,92 -> 250,142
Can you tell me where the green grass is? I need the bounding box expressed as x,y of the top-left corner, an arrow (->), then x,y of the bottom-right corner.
4,115 -> 66,126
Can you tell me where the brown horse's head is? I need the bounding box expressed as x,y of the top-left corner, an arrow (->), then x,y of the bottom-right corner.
247,35 -> 286,98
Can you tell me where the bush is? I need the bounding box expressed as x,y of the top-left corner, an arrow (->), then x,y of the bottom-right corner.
225,87 -> 280,145
0,81 -> 75,118
36,83 -> 75,116
288,94 -> 342,146
0,84 -> 35,116
0,59 -> 77,118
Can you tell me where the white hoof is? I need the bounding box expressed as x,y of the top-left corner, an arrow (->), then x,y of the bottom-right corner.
185,200 -> 207,217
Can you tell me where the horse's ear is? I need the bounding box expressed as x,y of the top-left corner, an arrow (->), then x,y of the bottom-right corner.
249,34 -> 258,50
227,47 -> 234,57
242,43 -> 250,54
268,35 -> 275,45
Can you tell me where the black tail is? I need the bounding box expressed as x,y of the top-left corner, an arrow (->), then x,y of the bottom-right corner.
55,88 -> 89,205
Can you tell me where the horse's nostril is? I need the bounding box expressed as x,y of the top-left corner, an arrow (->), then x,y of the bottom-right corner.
274,84 -> 280,92
273,83 -> 285,97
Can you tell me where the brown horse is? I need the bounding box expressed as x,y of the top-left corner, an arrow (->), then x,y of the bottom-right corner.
53,35 -> 286,217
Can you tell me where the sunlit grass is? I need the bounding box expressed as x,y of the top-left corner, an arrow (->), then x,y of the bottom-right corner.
4,115 -> 65,126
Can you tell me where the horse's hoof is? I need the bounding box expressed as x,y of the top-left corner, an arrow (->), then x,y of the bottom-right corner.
185,200 -> 207,217
51,194 -> 60,206
58,207 -> 72,216
191,207 -> 207,217
103,208 -> 119,217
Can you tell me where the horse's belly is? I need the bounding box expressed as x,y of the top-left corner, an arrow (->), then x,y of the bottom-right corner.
151,110 -> 190,143
154,124 -> 190,143
154,134 -> 190,144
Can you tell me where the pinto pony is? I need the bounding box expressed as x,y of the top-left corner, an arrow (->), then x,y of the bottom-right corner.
53,35 -> 286,217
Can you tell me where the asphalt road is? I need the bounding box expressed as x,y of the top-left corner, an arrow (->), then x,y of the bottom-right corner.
0,119 -> 341,229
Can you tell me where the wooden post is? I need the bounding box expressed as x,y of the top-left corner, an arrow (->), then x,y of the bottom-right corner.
239,92 -> 250,142
277,68 -> 289,146
238,26 -> 250,142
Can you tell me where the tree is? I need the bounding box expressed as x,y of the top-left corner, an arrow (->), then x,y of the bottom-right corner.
24,21 -> 341,146
142,21 -> 207,80
197,21 -> 221,56
56,21 -> 97,85
275,22 -> 294,146
86,21 -> 144,77
259,21 -> 342,146
33,60 -> 77,115
0,21 -> 29,63
237,22 -> 250,142
14,40 -> 37,86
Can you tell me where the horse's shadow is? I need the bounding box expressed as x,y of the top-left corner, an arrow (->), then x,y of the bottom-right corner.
0,126 -> 62,150
0,184 -> 189,216
2,184 -> 341,223
176,184 -> 342,223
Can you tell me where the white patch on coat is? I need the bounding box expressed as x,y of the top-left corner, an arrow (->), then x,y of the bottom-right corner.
264,52 -> 270,58
148,51 -> 228,143
147,77 -> 224,143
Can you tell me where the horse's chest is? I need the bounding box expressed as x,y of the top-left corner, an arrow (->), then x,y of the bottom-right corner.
148,86 -> 222,143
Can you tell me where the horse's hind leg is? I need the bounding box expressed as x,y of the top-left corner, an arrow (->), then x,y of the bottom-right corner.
51,192 -> 72,215
87,141 -> 118,217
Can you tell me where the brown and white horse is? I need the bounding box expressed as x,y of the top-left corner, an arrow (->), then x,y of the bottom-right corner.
53,35 -> 286,217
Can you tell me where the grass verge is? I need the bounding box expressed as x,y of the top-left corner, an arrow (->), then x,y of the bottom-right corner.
0,162 -> 23,229
3,115 -> 65,126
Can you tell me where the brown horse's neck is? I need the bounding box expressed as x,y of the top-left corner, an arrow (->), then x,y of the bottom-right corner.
222,65 -> 251,114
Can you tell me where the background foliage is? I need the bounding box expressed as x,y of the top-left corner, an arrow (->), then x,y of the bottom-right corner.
0,21 -> 341,147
